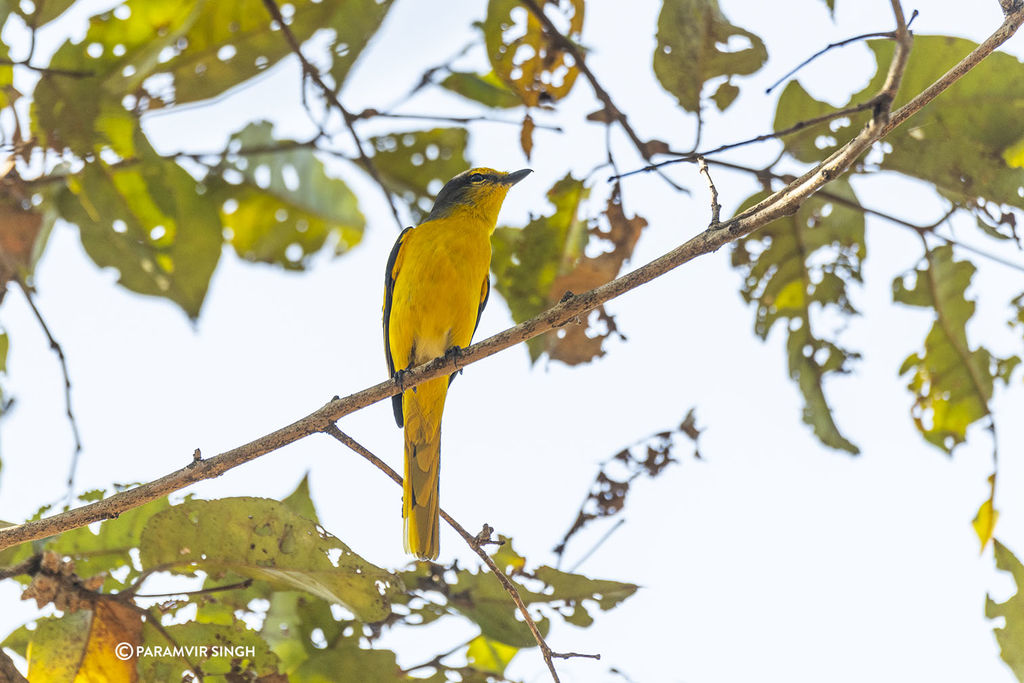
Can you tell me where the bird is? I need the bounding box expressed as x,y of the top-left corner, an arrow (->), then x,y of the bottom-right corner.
383,167 -> 532,560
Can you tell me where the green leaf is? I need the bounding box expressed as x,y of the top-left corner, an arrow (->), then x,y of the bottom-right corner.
731,181 -> 864,453
773,80 -> 854,164
893,245 -> 993,452
653,0 -> 767,112
213,121 -> 364,269
440,71 -> 523,109
531,566 -> 638,611
31,0 -> 198,157
1,623 -> 32,659
0,331 -> 7,373
47,496 -> 171,591
289,637 -> 403,683
138,497 -> 398,622
56,148 -> 222,319
987,540 -> 1024,680
491,174 -> 589,361
282,473 -> 320,524
138,619 -> 280,682
157,0 -> 392,106
14,0 -> 75,27
711,81 -> 740,111
369,127 -> 469,222
776,36 -> 1024,209
466,634 -> 518,676
448,569 -> 550,648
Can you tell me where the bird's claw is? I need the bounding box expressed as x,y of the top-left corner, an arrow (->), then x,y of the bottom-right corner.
445,345 -> 465,373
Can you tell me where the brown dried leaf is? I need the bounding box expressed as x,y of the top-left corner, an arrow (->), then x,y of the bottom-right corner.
544,194 -> 646,364
641,138 -> 671,156
520,113 -> 535,160
586,107 -> 615,123
0,194 -> 43,293
554,410 -> 699,561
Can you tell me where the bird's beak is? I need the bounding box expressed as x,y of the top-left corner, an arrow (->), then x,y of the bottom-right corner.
502,168 -> 533,185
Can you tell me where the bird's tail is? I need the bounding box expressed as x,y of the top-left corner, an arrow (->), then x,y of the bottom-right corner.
402,376 -> 447,560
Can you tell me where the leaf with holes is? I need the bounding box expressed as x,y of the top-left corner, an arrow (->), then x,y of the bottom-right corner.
653,0 -> 767,113
370,127 -> 469,223
212,121 -> 364,270
155,0 -> 393,105
47,496 -> 170,591
14,0 -> 76,27
772,80 -> 854,164
138,619 -> 281,681
731,180 -> 864,453
987,541 -> 1024,680
55,144 -> 222,319
483,0 -> 583,107
440,70 -> 523,109
31,0 -> 201,156
776,36 -> 1024,209
893,245 -> 993,452
138,497 -> 398,622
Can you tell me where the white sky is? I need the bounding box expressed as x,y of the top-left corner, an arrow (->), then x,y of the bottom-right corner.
2,1 -> 1023,681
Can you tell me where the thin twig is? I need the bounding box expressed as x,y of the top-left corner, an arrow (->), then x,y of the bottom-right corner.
130,578 -> 254,599
13,278 -> 83,498
0,2 -> 1019,555
568,519 -> 626,574
0,58 -> 92,78
696,157 -> 721,225
765,9 -> 919,94
260,0 -> 405,230
711,158 -> 1024,274
354,108 -> 564,132
321,425 -> 598,683
612,98 -> 880,181
517,0 -> 686,192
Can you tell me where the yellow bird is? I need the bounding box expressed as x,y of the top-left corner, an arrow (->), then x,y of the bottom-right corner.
383,167 -> 532,560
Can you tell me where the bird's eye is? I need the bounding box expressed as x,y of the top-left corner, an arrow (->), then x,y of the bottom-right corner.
468,173 -> 485,183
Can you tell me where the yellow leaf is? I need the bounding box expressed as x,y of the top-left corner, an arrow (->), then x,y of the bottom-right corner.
466,634 -> 518,675
973,474 -> 999,554
27,599 -> 141,683
1002,136 -> 1024,168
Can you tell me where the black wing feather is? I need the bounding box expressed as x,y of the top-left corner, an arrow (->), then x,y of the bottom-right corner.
383,227 -> 413,427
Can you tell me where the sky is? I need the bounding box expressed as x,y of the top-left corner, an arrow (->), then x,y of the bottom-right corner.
2,1 -> 1024,681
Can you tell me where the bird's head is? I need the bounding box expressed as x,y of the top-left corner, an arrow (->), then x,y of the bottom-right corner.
426,167 -> 533,225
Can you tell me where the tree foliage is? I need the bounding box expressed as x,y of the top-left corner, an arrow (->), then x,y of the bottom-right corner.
0,0 -> 1022,680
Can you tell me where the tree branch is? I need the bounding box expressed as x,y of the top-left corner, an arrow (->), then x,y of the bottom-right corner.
322,424 -> 598,683
12,277 -> 83,498
1,0 -> 1019,557
517,0 -> 685,191
765,10 -> 918,94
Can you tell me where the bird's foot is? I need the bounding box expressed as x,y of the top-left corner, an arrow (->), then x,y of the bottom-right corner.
444,345 -> 465,373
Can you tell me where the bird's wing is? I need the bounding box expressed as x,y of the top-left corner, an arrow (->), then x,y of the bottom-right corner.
472,276 -> 490,339
383,226 -> 413,427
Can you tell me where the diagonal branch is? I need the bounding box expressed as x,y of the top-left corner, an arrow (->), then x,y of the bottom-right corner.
322,425 -> 598,683
1,1 -> 1020,554
517,0 -> 685,191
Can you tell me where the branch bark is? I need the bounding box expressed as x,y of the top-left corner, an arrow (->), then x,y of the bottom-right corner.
1,2 -> 1021,556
